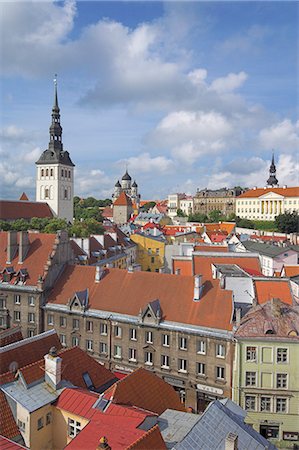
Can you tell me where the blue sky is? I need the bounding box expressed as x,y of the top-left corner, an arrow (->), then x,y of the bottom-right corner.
0,1 -> 298,201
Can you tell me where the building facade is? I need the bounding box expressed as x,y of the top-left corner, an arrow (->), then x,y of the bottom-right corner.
130,232 -> 165,272
194,188 -> 243,217
36,78 -> 75,223
112,192 -> 134,225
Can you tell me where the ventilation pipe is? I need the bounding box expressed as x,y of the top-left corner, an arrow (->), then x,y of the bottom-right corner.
193,275 -> 203,301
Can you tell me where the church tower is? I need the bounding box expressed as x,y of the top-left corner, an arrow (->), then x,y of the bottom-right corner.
36,76 -> 75,223
266,152 -> 279,187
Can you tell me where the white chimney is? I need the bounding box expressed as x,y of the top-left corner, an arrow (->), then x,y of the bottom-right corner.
225,433 -> 238,450
44,347 -> 62,389
95,265 -> 103,282
175,268 -> 181,275
193,275 -> 203,301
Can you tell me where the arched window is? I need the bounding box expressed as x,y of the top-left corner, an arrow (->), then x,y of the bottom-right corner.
46,169 -> 49,177
64,188 -> 68,199
61,169 -> 64,178
41,169 -> 44,177
68,170 -> 71,179
45,187 -> 49,199
50,168 -> 53,177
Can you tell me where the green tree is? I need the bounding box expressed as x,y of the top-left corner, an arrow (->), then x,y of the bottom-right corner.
141,201 -> 156,212
188,213 -> 208,222
83,197 -> 100,208
43,218 -> 69,234
176,208 -> 186,217
30,217 -> 50,231
12,219 -> 30,231
235,217 -> 255,229
275,212 -> 299,233
0,220 -> 12,231
69,219 -> 104,237
208,210 -> 222,223
98,199 -> 112,207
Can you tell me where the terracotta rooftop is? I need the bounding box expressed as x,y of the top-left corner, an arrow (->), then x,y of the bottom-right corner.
0,435 -> 26,449
282,265 -> 299,278
114,192 -> 133,207
0,231 -> 57,286
47,265 -> 234,330
103,367 -> 185,415
0,390 -> 20,440
235,299 -> 299,338
0,329 -> 61,375
237,186 -> 299,198
19,346 -> 117,390
127,425 -> 167,450
254,279 -> 293,306
204,222 -> 235,235
194,245 -> 228,253
0,327 -> 23,347
0,200 -> 53,220
19,192 -> 29,201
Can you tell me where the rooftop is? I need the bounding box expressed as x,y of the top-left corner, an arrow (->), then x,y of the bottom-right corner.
114,191 -> 133,207
243,240 -> 295,257
237,186 -> 299,198
0,200 -> 53,220
0,327 -> 23,347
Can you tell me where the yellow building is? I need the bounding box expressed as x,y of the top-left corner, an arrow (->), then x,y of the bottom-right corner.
130,232 -> 165,272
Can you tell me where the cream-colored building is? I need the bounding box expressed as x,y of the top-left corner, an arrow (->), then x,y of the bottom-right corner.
236,186 -> 299,221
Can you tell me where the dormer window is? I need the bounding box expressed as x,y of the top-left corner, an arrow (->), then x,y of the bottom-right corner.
16,269 -> 28,284
2,267 -> 14,283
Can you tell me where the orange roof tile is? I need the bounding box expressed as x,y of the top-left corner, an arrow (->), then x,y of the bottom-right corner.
0,200 -> 53,220
127,425 -> 167,450
0,231 -> 57,286
238,186 -> 299,198
104,367 -> 185,415
282,265 -> 299,278
254,279 -> 293,305
47,265 -> 233,330
204,222 -> 235,234
0,330 -> 61,375
0,436 -> 26,449
194,245 -> 228,253
19,192 -> 29,201
114,192 -> 133,206
0,390 -> 20,440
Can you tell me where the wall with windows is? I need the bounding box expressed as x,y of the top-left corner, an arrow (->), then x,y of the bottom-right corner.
130,234 -> 165,272
52,407 -> 89,449
233,338 -> 299,443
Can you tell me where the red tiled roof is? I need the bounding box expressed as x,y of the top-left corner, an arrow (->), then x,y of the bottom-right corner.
70,240 -> 87,259
254,279 -> 293,305
19,192 -> 29,201
204,222 -> 235,235
0,200 -> 53,220
103,367 -> 185,415
19,346 -> 116,389
55,388 -> 99,418
194,245 -> 228,253
47,265 -> 233,330
0,231 -> 57,286
238,186 -> 299,198
0,390 -> 20,440
0,330 -> 61,375
0,435 -> 25,449
128,425 -> 167,450
0,327 -> 23,347
282,265 -> 299,278
114,192 -> 132,206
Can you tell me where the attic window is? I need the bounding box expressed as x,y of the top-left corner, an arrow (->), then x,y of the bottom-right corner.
82,372 -> 94,390
288,330 -> 298,336
147,313 -> 151,318
265,329 -> 275,335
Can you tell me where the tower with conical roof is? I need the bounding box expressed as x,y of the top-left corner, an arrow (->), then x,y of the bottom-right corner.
267,152 -> 279,187
36,76 -> 75,223
112,169 -> 140,207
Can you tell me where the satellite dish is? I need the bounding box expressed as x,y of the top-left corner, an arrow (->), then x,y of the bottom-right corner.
9,361 -> 19,374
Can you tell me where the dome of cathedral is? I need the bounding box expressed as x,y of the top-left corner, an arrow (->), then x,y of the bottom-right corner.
122,170 -> 132,181
132,180 -> 138,187
115,180 -> 121,187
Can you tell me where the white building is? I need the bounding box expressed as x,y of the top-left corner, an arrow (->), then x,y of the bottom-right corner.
167,193 -> 194,218
36,79 -> 75,223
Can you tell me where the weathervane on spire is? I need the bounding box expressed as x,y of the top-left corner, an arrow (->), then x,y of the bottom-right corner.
54,73 -> 57,86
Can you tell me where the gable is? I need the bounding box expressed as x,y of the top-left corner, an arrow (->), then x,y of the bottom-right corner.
259,192 -> 285,200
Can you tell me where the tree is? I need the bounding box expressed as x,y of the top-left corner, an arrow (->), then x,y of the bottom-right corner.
30,217 -> 50,231
12,219 -> 30,231
43,218 -> 68,234
0,220 -> 12,231
275,212 -> 299,233
208,210 -> 222,223
141,201 -> 156,212
235,217 -> 255,229
176,208 -> 186,217
69,219 -> 104,237
188,213 -> 208,222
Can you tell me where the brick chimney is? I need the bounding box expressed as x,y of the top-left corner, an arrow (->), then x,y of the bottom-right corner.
44,347 -> 62,389
225,432 -> 238,450
6,231 -> 18,264
18,231 -> 30,264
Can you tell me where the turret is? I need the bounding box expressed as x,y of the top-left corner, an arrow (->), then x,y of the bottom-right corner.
267,152 -> 279,187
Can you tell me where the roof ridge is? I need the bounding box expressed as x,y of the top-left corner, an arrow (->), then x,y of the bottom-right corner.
125,424 -> 162,450
0,329 -> 57,354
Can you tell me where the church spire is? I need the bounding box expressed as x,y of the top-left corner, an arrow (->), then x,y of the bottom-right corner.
267,151 -> 279,187
49,74 -> 63,153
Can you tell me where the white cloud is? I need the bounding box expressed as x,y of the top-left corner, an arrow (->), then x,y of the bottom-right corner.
22,147 -> 41,163
259,119 -> 299,152
210,72 -> 248,94
75,167 -> 111,197
119,153 -> 175,174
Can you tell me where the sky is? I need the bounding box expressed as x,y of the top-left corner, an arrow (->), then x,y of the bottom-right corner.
0,0 -> 298,201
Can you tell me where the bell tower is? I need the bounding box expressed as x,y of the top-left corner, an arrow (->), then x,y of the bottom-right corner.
267,152 -> 279,187
36,76 -> 75,223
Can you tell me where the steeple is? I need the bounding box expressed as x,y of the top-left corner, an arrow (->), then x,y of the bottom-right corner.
267,151 -> 279,187
49,74 -> 63,153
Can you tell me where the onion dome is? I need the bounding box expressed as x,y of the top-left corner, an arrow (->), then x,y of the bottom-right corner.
132,180 -> 138,187
115,180 -> 121,187
122,170 -> 132,181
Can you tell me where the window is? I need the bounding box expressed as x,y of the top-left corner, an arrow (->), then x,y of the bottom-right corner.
45,188 -> 49,199
73,318 -> 79,330
37,417 -> 44,430
41,169 -> 44,177
68,418 -> 81,438
260,397 -> 271,412
86,321 -> 93,332
28,312 -> 35,323
28,329 -> 34,337
130,328 -> 137,341
72,336 -> 79,347
60,316 -> 66,327
246,346 -> 257,361
197,362 -> 206,376
99,342 -> 107,354
46,412 -> 52,425
245,371 -> 257,386
18,419 -> 25,432
114,345 -> 122,359
151,256 -> 155,263
48,314 -> 54,325
245,395 -> 256,411
61,169 -> 64,178
277,348 -> 288,363
50,169 -> 53,177
14,311 -> 21,322
145,351 -> 153,365
197,340 -> 206,354
178,358 -> 187,373
114,326 -> 122,338
161,355 -> 170,369
28,296 -> 35,306
216,366 -> 225,380
83,372 -> 94,390
145,331 -> 153,344
179,336 -> 187,350
162,334 -> 170,347
216,343 -> 225,358
100,323 -> 108,335
60,334 -> 66,346
64,188 -> 68,199
276,397 -> 287,413
14,294 -> 21,305
276,373 -> 287,389
129,348 -> 137,361
86,340 -> 93,352
0,298 -> 6,309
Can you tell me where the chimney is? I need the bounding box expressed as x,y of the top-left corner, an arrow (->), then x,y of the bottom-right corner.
225,432 -> 238,450
193,275 -> 203,301
44,347 -> 62,389
97,437 -> 111,450
18,231 -> 30,263
128,265 -> 134,273
175,268 -> 181,275
6,231 -> 18,264
271,298 -> 281,317
159,267 -> 164,273
220,275 -> 226,289
235,307 -> 242,327
95,265 -> 104,282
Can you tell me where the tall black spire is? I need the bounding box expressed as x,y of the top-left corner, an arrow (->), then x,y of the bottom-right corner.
267,151 -> 278,187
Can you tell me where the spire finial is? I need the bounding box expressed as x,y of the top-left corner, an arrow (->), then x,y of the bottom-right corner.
53,74 -> 58,109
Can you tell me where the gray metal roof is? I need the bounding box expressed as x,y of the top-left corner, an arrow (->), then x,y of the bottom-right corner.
243,241 -> 293,257
158,409 -> 202,449
175,400 -> 277,450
